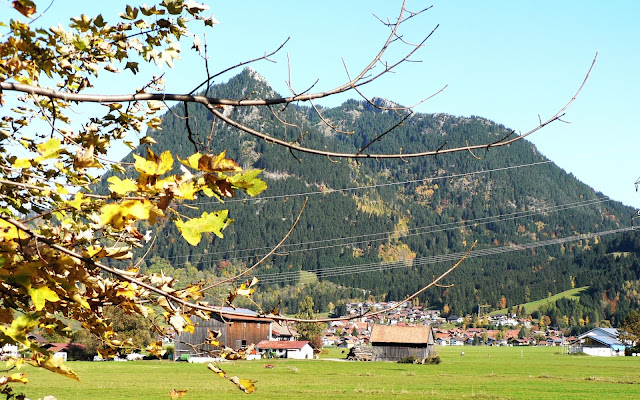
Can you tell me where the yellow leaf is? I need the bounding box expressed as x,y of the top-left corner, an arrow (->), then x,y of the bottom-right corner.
107,176 -> 138,195
65,192 -> 90,211
145,339 -> 166,358
35,138 -> 61,162
35,356 -> 79,382
133,149 -> 173,176
229,376 -> 257,394
207,363 -> 227,378
179,153 -> 202,170
85,245 -> 107,258
176,181 -> 197,200
174,210 -> 230,246
157,151 -> 174,175
0,219 -> 22,240
11,158 -> 31,168
0,372 -> 28,385
100,200 -> 163,230
133,154 -> 158,175
1,314 -> 40,346
28,286 -> 61,311
71,293 -> 91,309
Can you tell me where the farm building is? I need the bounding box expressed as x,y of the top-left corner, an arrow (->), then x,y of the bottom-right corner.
271,323 -> 298,341
255,340 -> 314,359
173,307 -> 272,361
568,328 -> 627,356
370,325 -> 435,361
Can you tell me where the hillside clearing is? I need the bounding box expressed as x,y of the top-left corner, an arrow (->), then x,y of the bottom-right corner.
490,286 -> 589,316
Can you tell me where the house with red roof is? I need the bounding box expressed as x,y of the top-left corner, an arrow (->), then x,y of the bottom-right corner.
255,340 -> 313,359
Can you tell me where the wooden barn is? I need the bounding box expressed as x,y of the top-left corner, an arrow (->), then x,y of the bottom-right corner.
370,325 -> 435,362
173,308 -> 272,361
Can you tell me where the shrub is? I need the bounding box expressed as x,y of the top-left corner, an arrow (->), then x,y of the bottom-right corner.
398,356 -> 418,364
424,355 -> 441,364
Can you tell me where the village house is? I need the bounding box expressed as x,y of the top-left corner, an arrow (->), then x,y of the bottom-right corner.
255,340 -> 314,359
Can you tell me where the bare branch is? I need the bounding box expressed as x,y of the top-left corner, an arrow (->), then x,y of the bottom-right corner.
189,37 -> 291,95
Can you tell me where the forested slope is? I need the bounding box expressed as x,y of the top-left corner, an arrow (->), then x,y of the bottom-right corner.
106,68 -> 639,324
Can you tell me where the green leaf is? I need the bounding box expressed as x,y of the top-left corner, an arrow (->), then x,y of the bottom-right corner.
28,286 -> 61,311
174,210 -> 230,246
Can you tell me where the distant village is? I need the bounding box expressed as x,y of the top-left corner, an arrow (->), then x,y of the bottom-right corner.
320,300 -> 572,349
1,300 -> 630,363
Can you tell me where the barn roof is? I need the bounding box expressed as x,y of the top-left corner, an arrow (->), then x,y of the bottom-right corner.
370,325 -> 433,344
255,340 -> 310,350
217,307 -> 273,322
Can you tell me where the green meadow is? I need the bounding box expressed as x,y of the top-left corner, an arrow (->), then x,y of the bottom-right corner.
15,346 -> 640,400
490,286 -> 590,316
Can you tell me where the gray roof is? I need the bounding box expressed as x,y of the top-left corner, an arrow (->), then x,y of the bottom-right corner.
576,328 -> 625,349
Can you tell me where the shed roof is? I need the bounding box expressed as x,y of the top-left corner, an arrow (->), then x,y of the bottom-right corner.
370,325 -> 433,344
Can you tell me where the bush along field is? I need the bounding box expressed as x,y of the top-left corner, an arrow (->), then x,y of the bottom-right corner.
15,346 -> 640,400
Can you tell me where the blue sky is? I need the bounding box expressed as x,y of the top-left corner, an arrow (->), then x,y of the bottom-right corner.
15,1 -> 640,208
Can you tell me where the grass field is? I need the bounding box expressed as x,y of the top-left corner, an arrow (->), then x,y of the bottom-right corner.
14,346 -> 640,400
490,286 -> 589,316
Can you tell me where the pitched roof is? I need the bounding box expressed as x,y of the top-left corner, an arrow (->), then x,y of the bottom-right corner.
272,323 -> 298,337
370,325 -> 433,344
255,340 -> 310,350
576,328 -> 624,348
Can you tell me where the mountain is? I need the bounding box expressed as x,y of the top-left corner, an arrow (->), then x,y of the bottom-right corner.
108,68 -> 640,327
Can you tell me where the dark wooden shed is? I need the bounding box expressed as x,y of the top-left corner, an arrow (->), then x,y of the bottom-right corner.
173,308 -> 272,360
370,325 -> 435,361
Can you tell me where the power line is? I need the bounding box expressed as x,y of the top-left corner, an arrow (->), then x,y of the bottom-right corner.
178,160 -> 553,207
170,196 -> 611,267
255,226 -> 639,285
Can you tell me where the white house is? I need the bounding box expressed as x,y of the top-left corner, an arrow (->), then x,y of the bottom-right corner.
0,343 -> 19,360
569,328 -> 626,356
449,336 -> 465,346
255,340 -> 314,359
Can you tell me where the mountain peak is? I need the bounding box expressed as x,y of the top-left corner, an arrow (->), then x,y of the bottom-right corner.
243,67 -> 269,85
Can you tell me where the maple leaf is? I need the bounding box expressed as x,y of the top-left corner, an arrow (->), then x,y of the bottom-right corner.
28,286 -> 61,311
174,210 -> 230,246
107,176 -> 138,195
100,200 -> 163,229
